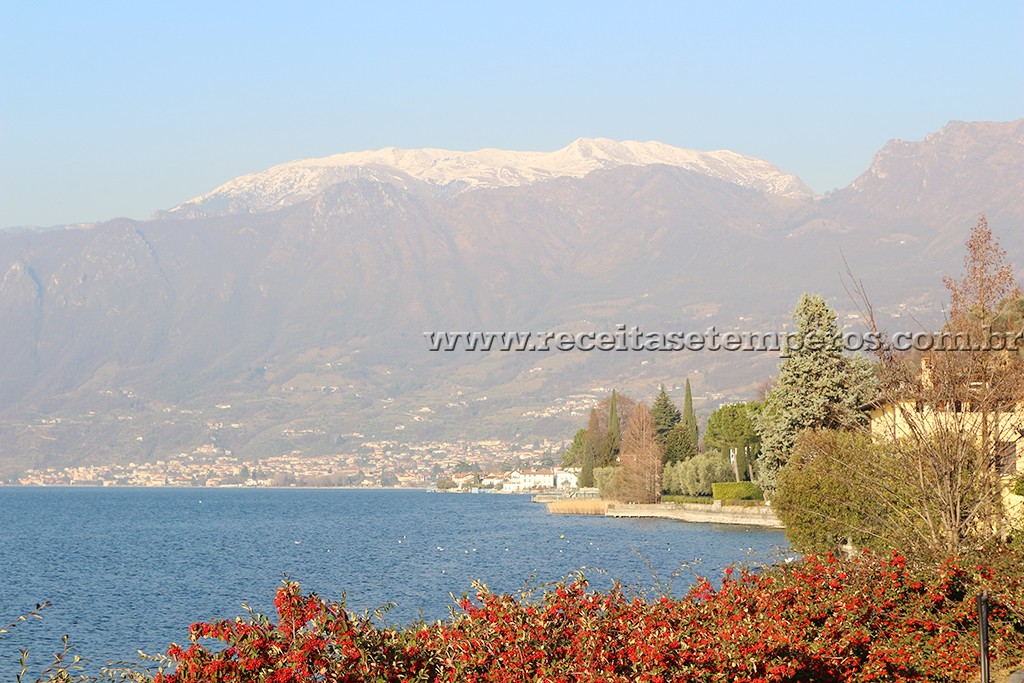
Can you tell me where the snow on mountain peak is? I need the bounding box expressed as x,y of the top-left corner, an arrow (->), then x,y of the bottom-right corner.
169,139 -> 813,217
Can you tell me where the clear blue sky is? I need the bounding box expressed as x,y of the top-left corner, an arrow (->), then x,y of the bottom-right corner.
1,1 -> 1021,228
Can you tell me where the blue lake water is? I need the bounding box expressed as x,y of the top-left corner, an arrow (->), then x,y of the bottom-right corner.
0,487 -> 787,676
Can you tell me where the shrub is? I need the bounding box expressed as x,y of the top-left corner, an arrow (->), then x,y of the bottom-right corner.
152,546 -> 1024,683
660,494 -> 713,504
663,450 -> 732,496
711,481 -> 763,501
773,429 -> 888,555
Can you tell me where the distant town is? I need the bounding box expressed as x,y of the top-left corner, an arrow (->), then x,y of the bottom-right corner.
10,438 -> 578,492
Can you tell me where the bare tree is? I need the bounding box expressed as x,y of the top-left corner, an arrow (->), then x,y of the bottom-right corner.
618,403 -> 664,504
777,215 -> 1024,560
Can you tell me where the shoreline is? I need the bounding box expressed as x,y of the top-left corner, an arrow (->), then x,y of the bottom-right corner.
606,501 -> 783,528
540,497 -> 784,529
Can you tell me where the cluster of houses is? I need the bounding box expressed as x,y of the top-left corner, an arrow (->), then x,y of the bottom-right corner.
447,467 -> 580,493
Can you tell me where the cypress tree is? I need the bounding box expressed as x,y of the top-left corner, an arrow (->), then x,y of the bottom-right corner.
682,379 -> 698,449
579,434 -> 596,488
586,407 -> 611,469
607,390 -> 621,462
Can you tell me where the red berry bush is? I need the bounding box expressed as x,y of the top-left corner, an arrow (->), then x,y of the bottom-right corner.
155,546 -> 1024,683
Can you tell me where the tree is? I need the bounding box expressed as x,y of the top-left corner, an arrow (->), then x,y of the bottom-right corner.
682,379 -> 698,450
705,402 -> 761,482
943,214 -> 1020,324
865,215 -> 1024,557
755,293 -> 875,493
618,403 -> 663,503
775,217 -> 1024,560
579,438 -> 596,488
663,422 -> 698,464
607,390 -> 621,461
651,385 -> 682,444
560,429 -> 588,468
583,408 -> 607,472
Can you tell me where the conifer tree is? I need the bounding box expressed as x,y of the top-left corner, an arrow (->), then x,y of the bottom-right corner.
618,403 -> 663,503
663,422 -> 698,464
607,389 -> 621,461
579,434 -> 596,488
585,408 -> 609,469
651,385 -> 682,445
682,379 -> 698,449
755,293 -> 874,493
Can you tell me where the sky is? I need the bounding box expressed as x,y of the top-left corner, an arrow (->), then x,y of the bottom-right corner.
1,1 -> 1021,228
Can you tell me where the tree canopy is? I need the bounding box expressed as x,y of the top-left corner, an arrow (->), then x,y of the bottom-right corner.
755,293 -> 876,493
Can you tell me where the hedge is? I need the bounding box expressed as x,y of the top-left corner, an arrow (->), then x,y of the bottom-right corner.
711,481 -> 763,501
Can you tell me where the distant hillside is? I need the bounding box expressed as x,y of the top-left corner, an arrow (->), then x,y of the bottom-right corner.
1,121 -> 1021,475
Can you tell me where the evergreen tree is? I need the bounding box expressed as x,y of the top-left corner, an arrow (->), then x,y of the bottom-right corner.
663,422 -> 698,464
650,385 -> 682,445
682,379 -> 698,449
560,429 -> 588,467
755,293 -> 874,493
579,433 -> 596,488
586,408 -> 613,468
607,389 -> 621,461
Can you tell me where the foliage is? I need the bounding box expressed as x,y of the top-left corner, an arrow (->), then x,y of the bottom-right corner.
848,215 -> 1024,560
559,429 -> 587,467
663,422 -> 698,464
11,544 -> 1024,682
756,293 -> 876,493
682,379 -> 698,450
650,385 -> 681,445
711,481 -> 763,501
660,494 -> 713,504
583,408 -> 607,473
562,425 -> 596,488
705,402 -> 761,481
593,466 -> 620,500
773,430 -> 889,555
663,451 -> 733,497
607,390 -> 621,463
617,403 -> 663,503
582,392 -> 637,468
138,545 -> 1024,682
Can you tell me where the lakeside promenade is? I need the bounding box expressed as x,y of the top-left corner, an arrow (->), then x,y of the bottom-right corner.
605,501 -> 783,528
539,495 -> 783,528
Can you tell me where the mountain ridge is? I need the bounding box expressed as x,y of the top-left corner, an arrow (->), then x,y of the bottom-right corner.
166,137 -> 814,218
0,119 -> 1021,476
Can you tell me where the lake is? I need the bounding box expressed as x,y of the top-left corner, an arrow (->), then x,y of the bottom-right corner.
0,487 -> 787,676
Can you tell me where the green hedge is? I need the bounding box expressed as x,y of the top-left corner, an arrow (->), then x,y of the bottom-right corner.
661,495 -> 714,505
712,481 -> 764,501
1013,477 -> 1024,497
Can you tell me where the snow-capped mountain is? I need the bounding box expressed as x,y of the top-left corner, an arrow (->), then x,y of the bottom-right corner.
1,120 -> 1022,476
167,138 -> 814,217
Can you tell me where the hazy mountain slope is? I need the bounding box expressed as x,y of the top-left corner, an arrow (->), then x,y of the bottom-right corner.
0,122 -> 1020,475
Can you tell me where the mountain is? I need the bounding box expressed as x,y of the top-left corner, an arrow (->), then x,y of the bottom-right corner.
0,122 -> 1021,476
165,137 -> 814,218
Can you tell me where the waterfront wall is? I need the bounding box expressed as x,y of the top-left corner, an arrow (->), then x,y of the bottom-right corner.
605,501 -> 783,528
